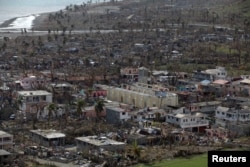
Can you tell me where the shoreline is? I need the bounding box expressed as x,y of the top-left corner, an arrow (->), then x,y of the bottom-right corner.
0,3 -> 111,38
0,0 -> 124,31
0,0 -> 132,39
0,17 -> 18,28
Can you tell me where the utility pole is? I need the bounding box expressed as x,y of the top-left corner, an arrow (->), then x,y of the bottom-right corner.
236,104 -> 240,125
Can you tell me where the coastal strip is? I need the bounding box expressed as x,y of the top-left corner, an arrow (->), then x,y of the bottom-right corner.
0,0 -> 126,38
0,0 -> 124,31
0,15 -> 38,30
0,17 -> 18,28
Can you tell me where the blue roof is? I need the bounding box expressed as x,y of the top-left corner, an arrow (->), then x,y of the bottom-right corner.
200,80 -> 211,86
79,89 -> 85,96
155,91 -> 167,97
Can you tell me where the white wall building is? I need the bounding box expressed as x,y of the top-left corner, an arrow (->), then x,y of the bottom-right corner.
75,136 -> 125,152
30,129 -> 65,147
138,67 -> 150,84
48,83 -> 74,94
0,131 -> 13,150
166,112 -> 209,132
188,101 -> 222,113
99,84 -> 178,108
205,66 -> 227,80
193,66 -> 227,81
240,75 -> 250,80
19,76 -> 49,90
130,108 -> 167,122
215,106 -> 250,127
17,90 -> 53,118
120,67 -> 138,80
106,106 -> 131,124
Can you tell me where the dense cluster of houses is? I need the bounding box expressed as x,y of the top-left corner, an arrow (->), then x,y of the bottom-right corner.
3,49 -> 250,167
0,0 -> 250,165
97,65 -> 250,140
1,65 -> 250,161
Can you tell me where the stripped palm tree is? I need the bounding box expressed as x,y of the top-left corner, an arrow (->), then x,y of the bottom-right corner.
94,99 -> 105,120
15,95 -> 24,129
30,103 -> 46,129
13,95 -> 26,142
64,104 -> 70,126
132,140 -> 141,161
47,103 -> 57,127
76,99 -> 86,119
16,95 -> 23,111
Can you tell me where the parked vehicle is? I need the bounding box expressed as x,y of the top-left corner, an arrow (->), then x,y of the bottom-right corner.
9,114 -> 15,120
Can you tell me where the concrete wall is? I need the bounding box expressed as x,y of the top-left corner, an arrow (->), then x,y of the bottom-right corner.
76,139 -> 125,153
107,87 -> 178,108
106,108 -> 121,124
0,134 -> 13,150
30,132 -> 65,147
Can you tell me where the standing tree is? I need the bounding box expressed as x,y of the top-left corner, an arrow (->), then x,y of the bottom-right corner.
76,99 -> 86,119
15,95 -> 23,111
132,140 -> 141,161
86,88 -> 93,103
32,103 -> 48,129
15,95 -> 24,128
94,99 -> 105,120
47,103 -> 57,127
63,104 -> 70,126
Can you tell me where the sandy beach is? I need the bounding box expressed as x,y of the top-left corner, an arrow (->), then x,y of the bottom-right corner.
0,1 -> 123,39
0,12 -> 50,39
0,17 -> 18,28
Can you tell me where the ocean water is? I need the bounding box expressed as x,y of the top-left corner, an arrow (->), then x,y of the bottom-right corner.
0,0 -> 105,29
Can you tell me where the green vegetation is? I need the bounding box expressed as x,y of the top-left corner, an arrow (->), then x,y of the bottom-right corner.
159,63 -> 214,73
134,154 -> 207,167
211,0 -> 250,30
240,0 -> 250,17
226,0 -> 250,18
216,45 -> 239,55
26,162 -> 57,167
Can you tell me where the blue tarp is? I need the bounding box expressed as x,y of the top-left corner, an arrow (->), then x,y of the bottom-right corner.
200,80 -> 211,86
79,89 -> 86,96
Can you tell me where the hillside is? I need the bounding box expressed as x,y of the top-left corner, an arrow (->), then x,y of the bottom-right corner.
226,0 -> 250,17
212,0 -> 250,27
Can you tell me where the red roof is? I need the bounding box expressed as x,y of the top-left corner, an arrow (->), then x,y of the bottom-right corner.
212,79 -> 229,85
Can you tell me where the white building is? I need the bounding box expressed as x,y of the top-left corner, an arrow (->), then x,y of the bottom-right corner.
30,129 -> 65,147
17,90 -> 52,117
99,83 -> 178,108
188,101 -> 222,113
48,83 -> 74,94
0,131 -> 13,150
106,106 -> 130,124
19,75 -> 49,90
193,66 -> 227,81
75,136 -> 125,152
239,79 -> 250,95
130,107 -> 167,122
205,66 -> 227,80
138,67 -> 150,84
120,67 -> 138,80
166,109 -> 209,132
215,106 -> 250,136
240,75 -> 250,80
215,106 -> 250,127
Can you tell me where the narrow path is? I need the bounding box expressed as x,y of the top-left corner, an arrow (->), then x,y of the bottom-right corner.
30,156 -> 77,167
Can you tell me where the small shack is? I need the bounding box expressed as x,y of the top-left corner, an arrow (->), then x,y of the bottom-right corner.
30,129 -> 65,147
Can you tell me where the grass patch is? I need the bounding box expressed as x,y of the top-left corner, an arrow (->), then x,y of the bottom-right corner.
216,45 -> 239,55
134,154 -> 208,167
217,0 -> 250,18
158,63 -> 214,73
236,0 -> 250,17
